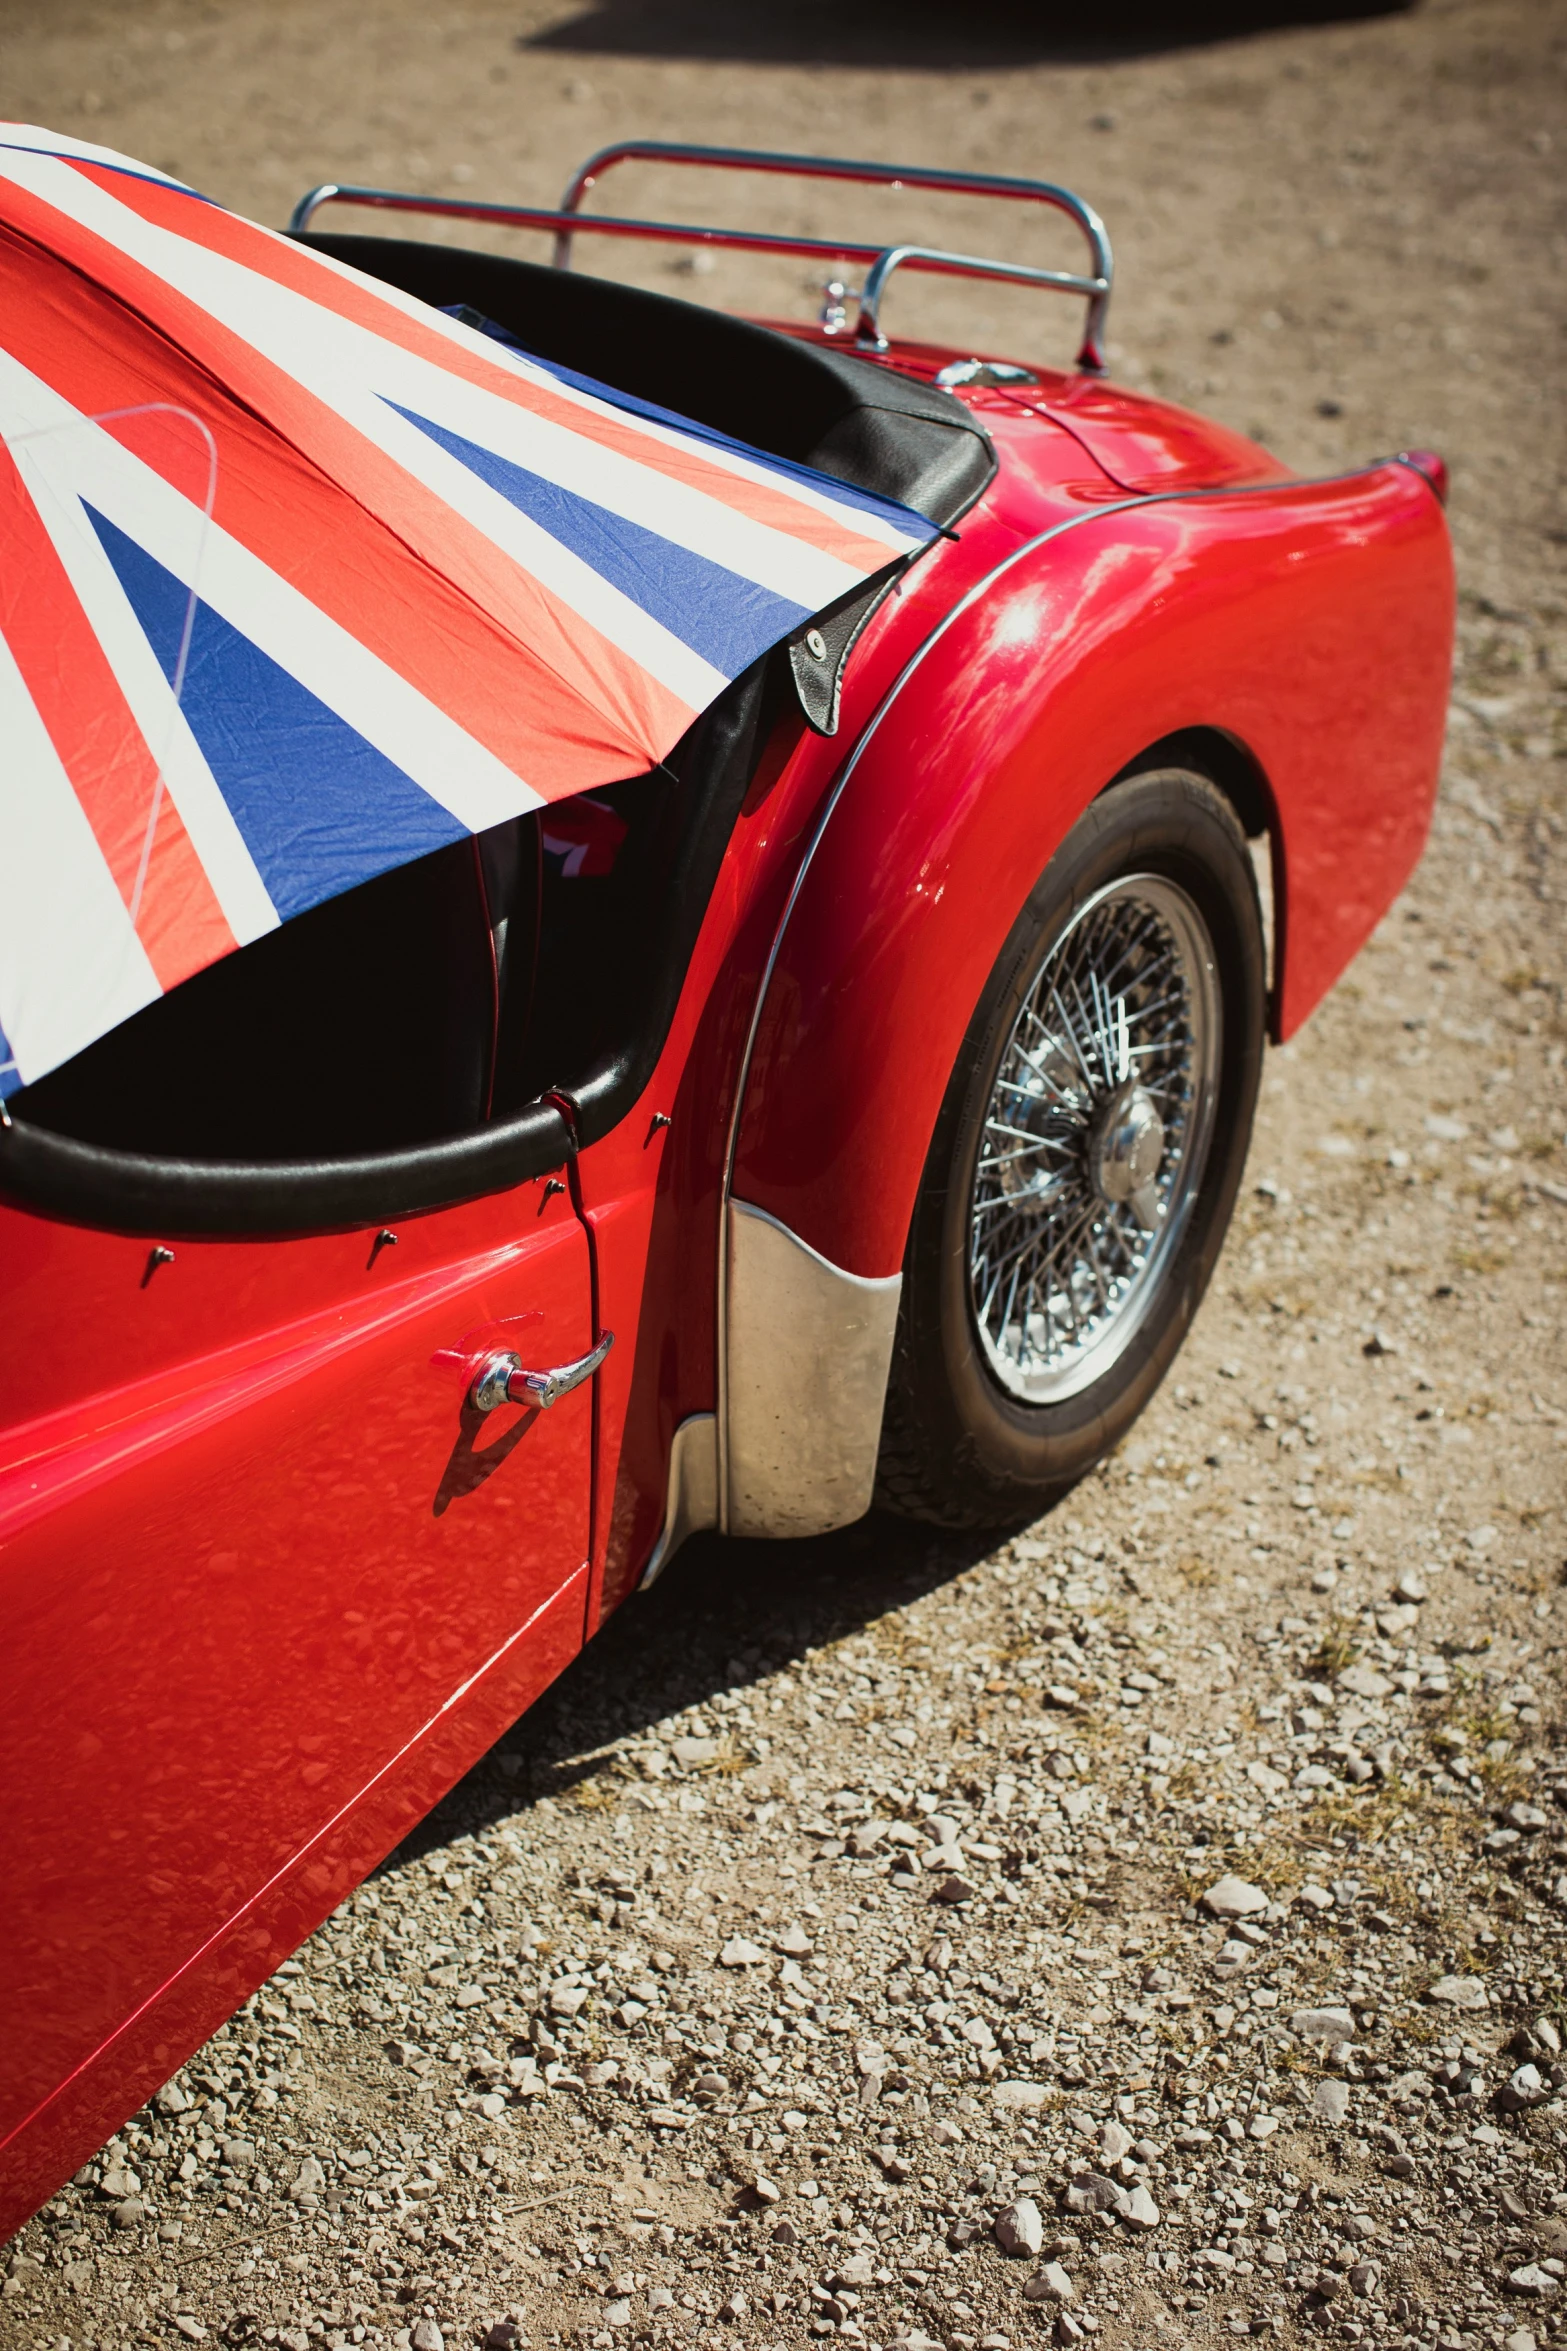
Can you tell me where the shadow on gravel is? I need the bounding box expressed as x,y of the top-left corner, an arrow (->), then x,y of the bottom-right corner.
525,0 -> 1417,69
385,1508 -> 1021,1872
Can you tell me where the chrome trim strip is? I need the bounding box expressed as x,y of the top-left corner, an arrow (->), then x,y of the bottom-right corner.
724,1199 -> 901,1540
637,1412 -> 718,1591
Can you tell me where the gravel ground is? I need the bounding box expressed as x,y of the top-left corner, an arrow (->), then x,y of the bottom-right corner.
2,1 -> 1565,2347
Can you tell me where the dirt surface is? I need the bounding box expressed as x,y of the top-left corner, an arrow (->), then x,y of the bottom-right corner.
2,2 -> 1566,2348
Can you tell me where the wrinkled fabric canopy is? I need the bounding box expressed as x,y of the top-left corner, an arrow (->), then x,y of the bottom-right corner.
0,127 -> 935,1099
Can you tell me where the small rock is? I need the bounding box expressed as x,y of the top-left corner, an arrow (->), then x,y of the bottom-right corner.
109,2197 -> 146,2229
749,2174 -> 781,2204
1393,1572 -> 1428,1604
719,1937 -> 766,1968
1337,1664 -> 1393,1699
1025,2263 -> 1075,2304
1428,1974 -> 1489,2011
992,2080 -> 1049,2110
1295,1882 -> 1335,1911
1499,2063 -> 1546,2112
1349,2261 -> 1380,2297
834,2254 -> 876,2290
1099,2120 -> 1132,2162
1292,2006 -> 1356,2042
932,1874 -> 975,1905
672,1736 -> 718,1767
994,2198 -> 1044,2257
605,2299 -> 633,2328
776,1924 -> 813,1956
1200,1875 -> 1268,1919
1314,2079 -> 1350,2125
483,2325 -> 521,2350
1508,2265 -> 1559,2299
1504,2331 -> 1539,2351
1119,2185 -> 1160,2230
715,2293 -> 745,2323
410,2324 -> 444,2351
154,2079 -> 191,2115
1063,2173 -> 1123,2216
1502,1802 -> 1549,1832
772,2220 -> 798,2246
98,2163 -> 141,2200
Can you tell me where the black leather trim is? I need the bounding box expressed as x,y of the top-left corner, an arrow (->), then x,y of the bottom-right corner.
789,574 -> 896,737
0,1098 -> 575,1239
0,663 -> 778,1237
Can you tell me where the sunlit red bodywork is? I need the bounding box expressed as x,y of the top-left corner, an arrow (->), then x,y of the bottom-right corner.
0,324 -> 1454,2238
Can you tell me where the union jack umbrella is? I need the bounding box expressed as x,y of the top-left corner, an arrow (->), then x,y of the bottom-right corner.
0,126 -> 935,1100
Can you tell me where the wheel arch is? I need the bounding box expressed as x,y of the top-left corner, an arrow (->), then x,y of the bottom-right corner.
728,462 -> 1448,1288
1103,725 -> 1283,1032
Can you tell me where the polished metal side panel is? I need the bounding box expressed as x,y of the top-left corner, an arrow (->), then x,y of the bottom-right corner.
724,1198 -> 901,1539
637,1413 -> 718,1590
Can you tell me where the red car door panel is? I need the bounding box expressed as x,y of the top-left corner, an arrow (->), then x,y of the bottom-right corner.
0,1176 -> 592,2161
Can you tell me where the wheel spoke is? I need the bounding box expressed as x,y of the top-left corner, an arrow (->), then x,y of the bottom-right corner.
966,871 -> 1221,1405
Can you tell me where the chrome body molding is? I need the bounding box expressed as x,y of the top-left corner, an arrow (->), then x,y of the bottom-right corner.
723,1198 -> 902,1540
637,1413 -> 718,1591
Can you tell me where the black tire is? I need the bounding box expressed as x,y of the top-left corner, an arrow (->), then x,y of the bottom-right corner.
875,768 -> 1266,1530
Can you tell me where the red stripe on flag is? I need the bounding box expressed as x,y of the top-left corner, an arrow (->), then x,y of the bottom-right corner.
0,436 -> 235,994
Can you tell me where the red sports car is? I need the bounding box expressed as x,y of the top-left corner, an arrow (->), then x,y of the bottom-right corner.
0,134 -> 1453,2238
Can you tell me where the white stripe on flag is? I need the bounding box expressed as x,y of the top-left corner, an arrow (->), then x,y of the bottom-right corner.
0,621 -> 159,1090
0,122 -> 194,188
1,356 -> 281,944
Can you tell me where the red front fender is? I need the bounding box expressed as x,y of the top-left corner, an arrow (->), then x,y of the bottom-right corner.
731,459 -> 1453,1280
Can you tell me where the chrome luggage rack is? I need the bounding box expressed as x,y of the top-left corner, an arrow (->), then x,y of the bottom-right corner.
288,139 -> 1113,373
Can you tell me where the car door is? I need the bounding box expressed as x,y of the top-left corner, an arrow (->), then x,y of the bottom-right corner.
0,1168 -> 595,2216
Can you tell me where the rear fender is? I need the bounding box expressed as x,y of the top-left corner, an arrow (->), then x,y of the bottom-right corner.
731,459 -> 1453,1290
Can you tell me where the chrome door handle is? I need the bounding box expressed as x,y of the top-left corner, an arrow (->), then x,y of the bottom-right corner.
469,1330 -> 614,1414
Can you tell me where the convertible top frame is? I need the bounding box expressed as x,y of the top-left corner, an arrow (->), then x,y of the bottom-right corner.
288,138 -> 1114,371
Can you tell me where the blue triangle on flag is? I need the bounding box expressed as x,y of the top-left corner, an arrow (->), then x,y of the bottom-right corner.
84,506 -> 464,923
383,399 -> 812,679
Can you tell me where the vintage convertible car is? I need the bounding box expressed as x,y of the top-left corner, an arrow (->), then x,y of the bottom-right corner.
0,130 -> 1452,2235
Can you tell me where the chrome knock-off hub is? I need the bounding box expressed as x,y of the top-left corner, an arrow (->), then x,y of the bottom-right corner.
1089,1079 -> 1166,1220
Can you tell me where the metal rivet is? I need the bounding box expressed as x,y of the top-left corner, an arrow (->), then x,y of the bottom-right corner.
805,628 -> 828,661
141,1244 -> 175,1288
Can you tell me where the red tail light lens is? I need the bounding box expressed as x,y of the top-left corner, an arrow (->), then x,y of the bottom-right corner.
1397,449 -> 1449,506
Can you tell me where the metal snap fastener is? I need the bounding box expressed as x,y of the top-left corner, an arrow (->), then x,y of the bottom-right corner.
804,627 -> 828,661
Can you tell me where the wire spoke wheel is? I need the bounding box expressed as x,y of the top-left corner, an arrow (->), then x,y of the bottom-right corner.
967,873 -> 1221,1404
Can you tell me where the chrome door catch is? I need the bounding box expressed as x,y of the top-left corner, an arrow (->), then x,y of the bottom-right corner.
470,1331 -> 614,1413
